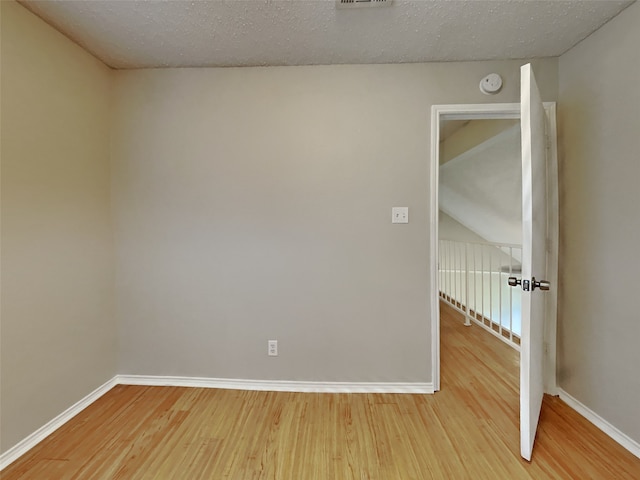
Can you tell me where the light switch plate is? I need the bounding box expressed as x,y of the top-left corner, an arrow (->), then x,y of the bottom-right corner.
392,207 -> 409,224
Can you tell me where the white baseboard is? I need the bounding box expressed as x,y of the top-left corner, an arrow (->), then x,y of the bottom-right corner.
116,375 -> 434,394
1,374 -> 432,471
558,388 -> 640,459
8,378 -> 638,470
0,377 -> 118,470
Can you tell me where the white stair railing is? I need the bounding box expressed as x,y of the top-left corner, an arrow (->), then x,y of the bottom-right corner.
439,239 -> 522,349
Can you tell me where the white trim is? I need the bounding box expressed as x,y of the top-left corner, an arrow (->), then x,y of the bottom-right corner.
429,104 -> 442,391
543,103 -> 559,396
430,103 -> 521,120
430,103 -> 521,395
0,373 -> 433,471
6,375 -> 638,470
0,377 -> 118,470
558,389 -> 640,459
116,375 -> 434,394
0,374 -> 433,471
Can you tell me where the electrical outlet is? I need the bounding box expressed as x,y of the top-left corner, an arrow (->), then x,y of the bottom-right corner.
268,340 -> 278,356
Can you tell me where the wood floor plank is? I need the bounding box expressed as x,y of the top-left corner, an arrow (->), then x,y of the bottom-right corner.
3,302 -> 640,478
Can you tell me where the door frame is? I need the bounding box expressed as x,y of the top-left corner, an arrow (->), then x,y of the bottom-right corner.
429,103 -> 558,395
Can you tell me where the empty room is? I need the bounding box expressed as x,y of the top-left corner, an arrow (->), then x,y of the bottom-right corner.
1,0 -> 639,478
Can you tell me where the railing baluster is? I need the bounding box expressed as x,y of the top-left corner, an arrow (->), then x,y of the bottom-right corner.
509,247 -> 514,343
438,239 -> 521,350
448,243 -> 451,298
497,248 -> 502,337
454,242 -> 459,306
487,248 -> 494,328
464,243 -> 471,325
481,244 -> 485,326
473,244 -> 478,319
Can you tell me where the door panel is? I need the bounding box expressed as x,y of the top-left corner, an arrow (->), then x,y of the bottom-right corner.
520,63 -> 548,461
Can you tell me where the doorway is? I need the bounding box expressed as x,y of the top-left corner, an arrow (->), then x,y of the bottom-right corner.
438,117 -> 523,346
429,103 -> 559,396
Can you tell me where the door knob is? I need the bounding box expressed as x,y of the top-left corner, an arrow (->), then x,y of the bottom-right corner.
508,277 -> 521,287
509,277 -> 531,291
509,276 -> 550,291
532,277 -> 550,291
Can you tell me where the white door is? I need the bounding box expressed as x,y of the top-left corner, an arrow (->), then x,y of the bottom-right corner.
518,63 -> 549,461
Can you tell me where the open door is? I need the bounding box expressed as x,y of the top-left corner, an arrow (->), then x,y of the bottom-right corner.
431,87 -> 558,461
517,63 -> 549,461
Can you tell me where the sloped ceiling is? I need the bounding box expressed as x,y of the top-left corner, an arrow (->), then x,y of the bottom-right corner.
18,0 -> 635,69
440,123 -> 522,247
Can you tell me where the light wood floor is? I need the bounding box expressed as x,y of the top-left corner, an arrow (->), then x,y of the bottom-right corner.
4,302 -> 640,479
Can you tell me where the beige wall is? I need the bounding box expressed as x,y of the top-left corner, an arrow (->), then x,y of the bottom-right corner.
112,60 -> 557,383
440,119 -> 518,165
0,1 -> 115,453
439,211 -> 489,244
558,2 -> 640,443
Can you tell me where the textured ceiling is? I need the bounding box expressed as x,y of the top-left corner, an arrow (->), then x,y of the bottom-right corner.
19,0 -> 635,69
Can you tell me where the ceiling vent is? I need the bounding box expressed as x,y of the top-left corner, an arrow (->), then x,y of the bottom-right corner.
336,0 -> 393,9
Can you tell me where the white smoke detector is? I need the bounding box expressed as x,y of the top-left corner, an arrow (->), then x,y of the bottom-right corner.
479,73 -> 503,95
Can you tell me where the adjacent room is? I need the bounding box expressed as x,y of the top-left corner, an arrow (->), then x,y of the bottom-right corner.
2,0 -> 639,477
